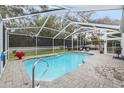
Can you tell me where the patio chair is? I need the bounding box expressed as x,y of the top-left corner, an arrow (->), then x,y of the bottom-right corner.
113,48 -> 124,60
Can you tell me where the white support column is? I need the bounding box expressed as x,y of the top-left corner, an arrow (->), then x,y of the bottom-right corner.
0,15 -> 3,74
52,39 -> 54,53
7,33 -> 9,59
120,6 -> 124,57
103,30 -> 107,54
5,29 -> 8,61
71,35 -> 73,49
112,40 -> 114,53
64,39 -> 65,52
35,36 -> 38,56
121,34 -> 124,56
77,34 -> 78,51
80,34 -> 82,48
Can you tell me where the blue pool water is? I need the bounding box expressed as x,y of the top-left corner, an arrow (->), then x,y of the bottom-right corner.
23,52 -> 93,81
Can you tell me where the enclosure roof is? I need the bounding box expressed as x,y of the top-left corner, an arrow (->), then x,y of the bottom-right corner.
1,5 -> 122,40
2,5 -> 122,21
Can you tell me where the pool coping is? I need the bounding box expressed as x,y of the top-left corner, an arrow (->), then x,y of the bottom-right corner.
22,51 -> 94,61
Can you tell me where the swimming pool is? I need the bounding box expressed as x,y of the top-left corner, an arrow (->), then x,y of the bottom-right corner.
23,52 -> 93,81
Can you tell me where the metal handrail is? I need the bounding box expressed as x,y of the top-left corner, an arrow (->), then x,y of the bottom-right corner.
32,58 -> 49,88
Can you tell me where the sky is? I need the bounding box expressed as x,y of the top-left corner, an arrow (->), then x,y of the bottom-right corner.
91,10 -> 122,20
64,5 -> 122,20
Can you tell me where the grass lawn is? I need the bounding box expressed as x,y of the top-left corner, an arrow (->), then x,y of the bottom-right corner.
9,49 -> 68,60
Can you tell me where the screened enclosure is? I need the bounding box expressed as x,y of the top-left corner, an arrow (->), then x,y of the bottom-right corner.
0,6 -> 122,59
0,5 -> 123,72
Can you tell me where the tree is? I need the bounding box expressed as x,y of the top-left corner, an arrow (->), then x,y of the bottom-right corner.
0,5 -> 49,18
76,11 -> 95,22
0,5 -> 49,28
0,5 -> 24,18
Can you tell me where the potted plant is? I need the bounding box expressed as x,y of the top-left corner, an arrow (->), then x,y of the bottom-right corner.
15,51 -> 25,59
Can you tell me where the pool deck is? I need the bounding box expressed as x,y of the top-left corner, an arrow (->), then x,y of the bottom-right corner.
0,51 -> 124,88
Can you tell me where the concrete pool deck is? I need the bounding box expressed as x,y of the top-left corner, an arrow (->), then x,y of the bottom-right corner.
0,51 -> 124,88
